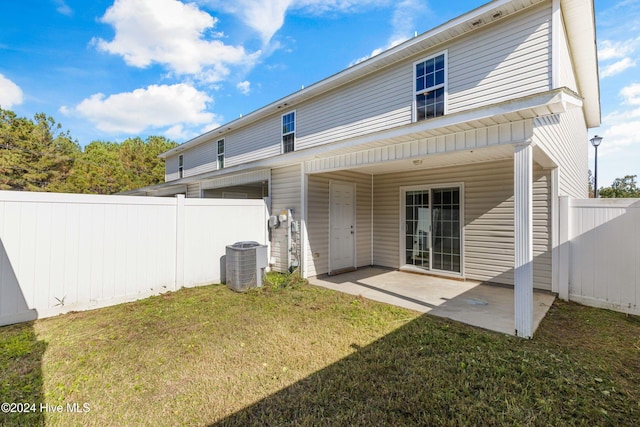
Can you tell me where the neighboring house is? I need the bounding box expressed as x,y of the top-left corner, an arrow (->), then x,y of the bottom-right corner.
128,0 -> 600,337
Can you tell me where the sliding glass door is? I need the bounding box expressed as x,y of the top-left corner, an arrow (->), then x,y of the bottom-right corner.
402,186 -> 461,274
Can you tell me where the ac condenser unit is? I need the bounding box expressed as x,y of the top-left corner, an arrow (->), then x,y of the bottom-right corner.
225,241 -> 268,292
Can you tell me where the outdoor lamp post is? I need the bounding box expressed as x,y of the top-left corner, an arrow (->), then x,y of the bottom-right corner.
590,135 -> 603,198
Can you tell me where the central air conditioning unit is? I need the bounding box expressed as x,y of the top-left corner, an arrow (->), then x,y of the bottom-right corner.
225,241 -> 268,292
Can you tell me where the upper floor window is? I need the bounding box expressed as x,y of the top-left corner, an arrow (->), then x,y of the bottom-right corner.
282,111 -> 295,153
217,139 -> 224,169
178,154 -> 184,179
414,52 -> 447,122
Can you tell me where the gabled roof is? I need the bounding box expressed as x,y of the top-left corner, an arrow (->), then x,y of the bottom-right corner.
160,0 -> 600,159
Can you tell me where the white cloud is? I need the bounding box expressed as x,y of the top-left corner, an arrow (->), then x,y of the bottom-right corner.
62,84 -> 215,134
0,74 -> 24,108
293,0 -> 390,15
211,0 -> 293,44
598,83 -> 640,157
621,82 -> 640,105
236,81 -> 251,95
53,0 -> 73,16
348,0 -> 427,66
95,0 -> 260,83
600,57 -> 636,78
598,39 -> 635,60
199,0 -> 390,44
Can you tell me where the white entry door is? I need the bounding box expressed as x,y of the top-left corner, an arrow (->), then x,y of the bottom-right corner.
329,181 -> 355,274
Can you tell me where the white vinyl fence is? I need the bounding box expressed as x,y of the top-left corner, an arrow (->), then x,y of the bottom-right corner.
0,191 -> 268,326
559,197 -> 640,315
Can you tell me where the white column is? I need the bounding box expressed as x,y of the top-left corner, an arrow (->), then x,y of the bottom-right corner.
300,163 -> 308,278
514,143 -> 533,338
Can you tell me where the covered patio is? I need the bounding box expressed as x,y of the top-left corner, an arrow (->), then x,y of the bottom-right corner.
308,267 -> 555,336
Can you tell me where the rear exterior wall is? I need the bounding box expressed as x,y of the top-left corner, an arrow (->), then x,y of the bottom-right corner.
371,160 -> 552,290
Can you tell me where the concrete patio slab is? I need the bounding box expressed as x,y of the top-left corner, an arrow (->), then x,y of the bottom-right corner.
308,267 -> 555,336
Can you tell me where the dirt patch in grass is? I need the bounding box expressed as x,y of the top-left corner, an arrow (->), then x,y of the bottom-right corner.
1,282 -> 639,426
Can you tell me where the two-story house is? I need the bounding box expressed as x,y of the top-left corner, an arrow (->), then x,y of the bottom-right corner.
129,0 -> 600,337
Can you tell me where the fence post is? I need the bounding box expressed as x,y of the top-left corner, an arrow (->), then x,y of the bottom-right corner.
558,195 -> 570,301
175,194 -> 185,290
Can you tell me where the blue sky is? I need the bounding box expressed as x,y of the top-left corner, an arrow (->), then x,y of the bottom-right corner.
0,0 -> 638,188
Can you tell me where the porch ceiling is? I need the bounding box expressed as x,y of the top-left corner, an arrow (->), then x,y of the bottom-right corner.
337,144 -> 515,175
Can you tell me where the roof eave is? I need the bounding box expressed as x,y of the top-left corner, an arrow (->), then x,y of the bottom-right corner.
561,0 -> 601,128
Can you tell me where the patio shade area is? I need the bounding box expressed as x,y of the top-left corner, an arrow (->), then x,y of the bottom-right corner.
308,267 -> 555,336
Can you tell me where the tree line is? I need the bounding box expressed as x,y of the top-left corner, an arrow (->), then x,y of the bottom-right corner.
0,108 -> 177,194
589,170 -> 640,198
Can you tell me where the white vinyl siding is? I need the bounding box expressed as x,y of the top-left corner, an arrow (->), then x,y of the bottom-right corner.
187,183 -> 201,198
306,171 -> 372,277
372,159 -> 551,290
225,117 -> 282,168
183,142 -> 217,178
448,2 -> 552,112
165,155 -> 180,182
533,109 -> 588,198
557,8 -> 579,92
295,61 -> 413,151
270,165 -> 301,273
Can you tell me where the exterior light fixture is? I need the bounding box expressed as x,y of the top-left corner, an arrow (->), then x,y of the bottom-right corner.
590,135 -> 603,198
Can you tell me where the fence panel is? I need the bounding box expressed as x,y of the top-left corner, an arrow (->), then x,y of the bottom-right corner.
566,198 -> 640,315
0,191 -> 267,326
182,198 -> 269,287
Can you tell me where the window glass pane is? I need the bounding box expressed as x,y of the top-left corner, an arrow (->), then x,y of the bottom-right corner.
416,77 -> 425,92
435,54 -> 444,70
435,70 -> 444,86
426,58 -> 434,74
426,74 -> 434,89
452,256 -> 461,273
425,105 -> 434,118
282,112 -> 295,134
443,191 -> 451,204
283,133 -> 294,153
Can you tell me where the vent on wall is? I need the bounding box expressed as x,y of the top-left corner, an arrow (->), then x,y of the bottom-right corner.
226,241 -> 268,292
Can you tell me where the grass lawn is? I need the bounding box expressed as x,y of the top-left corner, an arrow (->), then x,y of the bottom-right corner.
1,275 -> 639,426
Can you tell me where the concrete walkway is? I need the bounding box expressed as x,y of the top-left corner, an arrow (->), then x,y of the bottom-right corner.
308,267 -> 555,336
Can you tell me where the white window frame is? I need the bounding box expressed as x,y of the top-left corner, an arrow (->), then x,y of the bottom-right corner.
217,138 -> 224,169
178,154 -> 184,179
412,50 -> 448,122
281,110 -> 296,154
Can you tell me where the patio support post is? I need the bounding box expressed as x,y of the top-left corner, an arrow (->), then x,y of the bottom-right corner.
300,162 -> 308,278
514,142 -> 533,338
